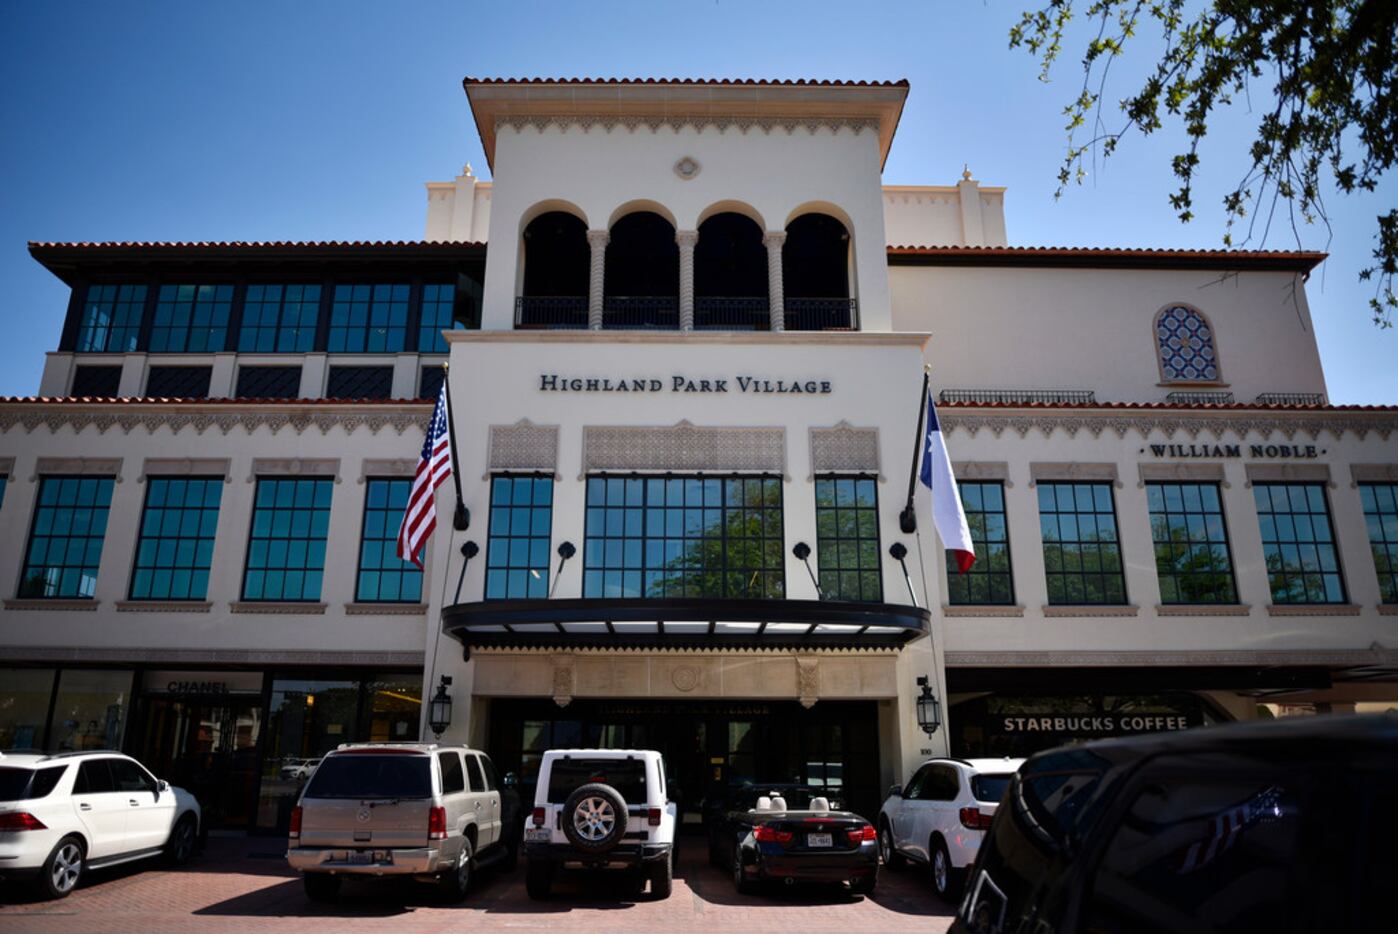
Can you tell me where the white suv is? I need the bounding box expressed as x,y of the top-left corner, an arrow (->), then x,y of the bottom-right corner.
878,756 -> 1023,902
523,749 -> 677,900
0,750 -> 201,899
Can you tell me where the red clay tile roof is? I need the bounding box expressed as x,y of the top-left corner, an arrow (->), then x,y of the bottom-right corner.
463,77 -> 908,87
887,244 -> 1326,272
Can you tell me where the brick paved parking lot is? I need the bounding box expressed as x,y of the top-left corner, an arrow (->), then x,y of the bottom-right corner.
1,836 -> 955,933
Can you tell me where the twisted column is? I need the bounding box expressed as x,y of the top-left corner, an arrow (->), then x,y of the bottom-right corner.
763,231 -> 787,332
586,229 -> 610,330
676,230 -> 699,331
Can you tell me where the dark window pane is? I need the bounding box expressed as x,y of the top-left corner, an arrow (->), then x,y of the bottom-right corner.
236,366 -> 301,399
243,478 -> 332,601
1360,483 -> 1398,604
949,481 -> 1015,605
145,366 -> 212,399
814,474 -> 881,602
1254,482 -> 1347,605
1147,482 -> 1238,605
130,477 -> 221,601
355,479 -> 423,602
483,475 -> 553,600
1039,482 -> 1125,606
76,284 -> 146,353
326,366 -> 393,400
70,365 -> 122,397
20,476 -> 115,599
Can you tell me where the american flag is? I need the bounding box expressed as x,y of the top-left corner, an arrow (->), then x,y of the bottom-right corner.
396,381 -> 453,568
1177,785 -> 1286,873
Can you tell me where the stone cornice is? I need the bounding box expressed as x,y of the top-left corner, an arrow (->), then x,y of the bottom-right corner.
1265,603 -> 1362,617
495,113 -> 882,138
942,605 -> 1025,618
1041,605 -> 1140,618
229,601 -> 329,615
0,404 -> 428,437
946,647 -> 1398,667
938,409 -> 1398,442
344,602 -> 428,616
469,645 -> 901,657
115,600 -> 213,613
1155,604 -> 1253,617
4,598 -> 99,611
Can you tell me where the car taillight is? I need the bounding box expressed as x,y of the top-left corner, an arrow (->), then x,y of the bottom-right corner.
531,807 -> 546,827
959,806 -> 994,830
0,811 -> 47,831
647,808 -> 662,826
754,825 -> 793,845
846,824 -> 877,844
288,805 -> 302,839
428,806 -> 447,840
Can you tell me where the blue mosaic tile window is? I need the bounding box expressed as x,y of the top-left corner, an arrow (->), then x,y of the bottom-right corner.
1156,305 -> 1219,382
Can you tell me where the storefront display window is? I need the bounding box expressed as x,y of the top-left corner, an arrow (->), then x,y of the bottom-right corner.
0,668 -> 56,750
47,669 -> 132,752
363,675 -> 422,742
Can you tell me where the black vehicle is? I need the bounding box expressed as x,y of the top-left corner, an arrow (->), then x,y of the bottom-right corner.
716,789 -> 877,895
952,713 -> 1398,934
703,784 -> 837,867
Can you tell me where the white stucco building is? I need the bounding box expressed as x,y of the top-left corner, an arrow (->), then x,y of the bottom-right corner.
2,77 -> 1394,831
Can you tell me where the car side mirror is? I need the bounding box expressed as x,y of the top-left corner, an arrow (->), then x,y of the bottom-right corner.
502,772 -> 518,789
156,779 -> 169,798
888,783 -> 903,799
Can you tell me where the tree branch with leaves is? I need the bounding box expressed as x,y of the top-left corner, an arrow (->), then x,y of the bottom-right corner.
1011,0 -> 1396,326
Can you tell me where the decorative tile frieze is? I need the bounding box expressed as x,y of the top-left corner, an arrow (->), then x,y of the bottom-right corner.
0,405 -> 427,437
939,410 -> 1398,442
809,421 -> 879,475
496,114 -> 881,137
582,421 -> 785,475
489,419 -> 560,474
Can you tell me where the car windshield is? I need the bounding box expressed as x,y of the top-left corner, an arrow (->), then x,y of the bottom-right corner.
0,765 -> 66,802
304,755 -> 431,799
972,773 -> 1014,803
547,758 -> 648,802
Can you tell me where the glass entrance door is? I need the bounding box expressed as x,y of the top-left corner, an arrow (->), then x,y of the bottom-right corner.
138,697 -> 263,828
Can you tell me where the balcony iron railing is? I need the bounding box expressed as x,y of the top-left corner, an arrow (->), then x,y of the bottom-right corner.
603,296 -> 680,330
515,296 -> 587,329
939,389 -> 1098,405
1166,390 -> 1236,405
785,297 -> 858,331
695,296 -> 769,330
1255,393 -> 1325,406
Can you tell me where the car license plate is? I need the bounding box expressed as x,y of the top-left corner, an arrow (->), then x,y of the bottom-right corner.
525,827 -> 551,843
807,833 -> 833,848
349,851 -> 374,864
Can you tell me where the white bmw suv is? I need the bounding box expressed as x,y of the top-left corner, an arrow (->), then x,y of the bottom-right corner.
878,756 -> 1023,902
0,750 -> 201,899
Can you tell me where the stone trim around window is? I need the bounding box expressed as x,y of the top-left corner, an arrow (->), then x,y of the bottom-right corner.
0,456 -> 14,476
32,457 -> 123,481
809,422 -> 880,476
229,601 -> 329,615
246,458 -> 341,483
344,602 -> 429,616
1244,463 -> 1332,485
1265,603 -> 1361,617
114,600 -> 213,613
1137,462 -> 1227,486
952,461 -> 1011,486
942,604 -> 1025,618
488,419 -> 560,475
1379,604 -> 1398,615
3,598 -> 100,611
1154,604 -> 1252,616
1028,462 -> 1120,487
581,421 -> 786,476
358,458 -> 417,482
1041,604 -> 1140,617
1350,464 -> 1398,486
138,458 -> 232,484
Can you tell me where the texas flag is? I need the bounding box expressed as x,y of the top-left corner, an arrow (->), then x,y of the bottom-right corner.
919,391 -> 976,573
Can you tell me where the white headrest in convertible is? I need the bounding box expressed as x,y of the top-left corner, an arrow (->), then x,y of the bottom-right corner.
769,796 -> 788,812
755,795 -> 772,811
809,796 -> 831,812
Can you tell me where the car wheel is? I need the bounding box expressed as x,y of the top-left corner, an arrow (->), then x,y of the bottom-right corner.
649,851 -> 673,899
302,872 -> 340,903
164,814 -> 197,866
561,782 -> 628,854
732,841 -> 757,894
35,836 -> 85,899
930,837 -> 962,903
439,837 -> 472,901
878,820 -> 906,869
525,860 -> 553,900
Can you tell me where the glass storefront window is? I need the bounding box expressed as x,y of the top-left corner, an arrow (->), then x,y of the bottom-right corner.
0,669 -> 56,750
256,678 -> 359,829
47,669 -> 132,752
363,675 -> 421,742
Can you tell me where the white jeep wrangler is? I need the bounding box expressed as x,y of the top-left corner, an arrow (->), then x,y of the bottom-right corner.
522,749 -> 676,900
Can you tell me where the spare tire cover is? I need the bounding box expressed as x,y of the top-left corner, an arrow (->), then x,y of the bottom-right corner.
562,782 -> 629,853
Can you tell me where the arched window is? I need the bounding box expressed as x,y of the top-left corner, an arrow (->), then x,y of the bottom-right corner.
695,211 -> 767,329
783,213 -> 853,330
605,211 -> 678,328
518,211 -> 588,328
1155,305 -> 1220,382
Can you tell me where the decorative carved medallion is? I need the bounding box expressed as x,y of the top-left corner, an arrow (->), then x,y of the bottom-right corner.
673,156 -> 701,180
551,655 -> 575,708
796,657 -> 819,709
671,665 -> 700,692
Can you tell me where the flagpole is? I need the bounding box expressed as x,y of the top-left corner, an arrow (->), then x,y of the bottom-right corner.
441,362 -> 469,531
899,366 -> 931,533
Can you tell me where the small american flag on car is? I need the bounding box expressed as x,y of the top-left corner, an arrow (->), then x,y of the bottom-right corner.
1177,785 -> 1286,873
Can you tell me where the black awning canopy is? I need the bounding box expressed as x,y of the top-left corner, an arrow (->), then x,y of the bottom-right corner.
441,597 -> 929,650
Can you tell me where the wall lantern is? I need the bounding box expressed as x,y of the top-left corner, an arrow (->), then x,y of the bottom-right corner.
916,675 -> 942,736
428,675 -> 454,738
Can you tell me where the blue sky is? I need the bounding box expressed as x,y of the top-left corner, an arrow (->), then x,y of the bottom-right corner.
1,0 -> 1391,402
